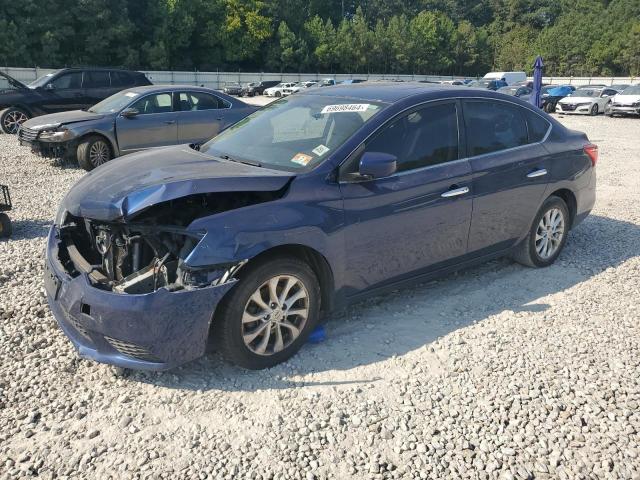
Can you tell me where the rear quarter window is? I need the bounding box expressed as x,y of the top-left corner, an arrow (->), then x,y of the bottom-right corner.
524,110 -> 551,143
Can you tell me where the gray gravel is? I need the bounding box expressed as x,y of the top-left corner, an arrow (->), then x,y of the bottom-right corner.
1,114 -> 639,480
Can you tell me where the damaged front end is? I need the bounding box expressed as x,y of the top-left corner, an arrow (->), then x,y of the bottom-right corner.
54,190 -> 283,294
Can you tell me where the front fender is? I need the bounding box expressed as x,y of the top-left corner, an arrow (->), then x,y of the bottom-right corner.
183,177 -> 347,289
67,120 -> 118,155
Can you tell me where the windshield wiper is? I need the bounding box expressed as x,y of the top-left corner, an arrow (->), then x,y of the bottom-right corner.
218,154 -> 262,168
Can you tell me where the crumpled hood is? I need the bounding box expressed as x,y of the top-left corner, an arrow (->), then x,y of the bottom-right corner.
23,110 -> 106,130
613,94 -> 640,105
62,145 -> 294,222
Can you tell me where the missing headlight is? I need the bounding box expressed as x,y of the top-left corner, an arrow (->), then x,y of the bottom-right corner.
59,214 -> 244,294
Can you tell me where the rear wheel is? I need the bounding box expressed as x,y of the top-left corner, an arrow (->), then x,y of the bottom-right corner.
77,135 -> 112,171
512,195 -> 570,268
0,213 -> 12,238
590,103 -> 599,116
0,107 -> 30,134
215,257 -> 321,369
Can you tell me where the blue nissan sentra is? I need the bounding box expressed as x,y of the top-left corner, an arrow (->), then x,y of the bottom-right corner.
45,83 -> 597,370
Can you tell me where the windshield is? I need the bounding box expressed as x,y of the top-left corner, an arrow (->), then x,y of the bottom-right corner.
498,87 -> 518,95
89,90 -> 141,113
622,85 -> 640,95
28,71 -> 59,88
571,89 -> 600,98
200,95 -> 385,171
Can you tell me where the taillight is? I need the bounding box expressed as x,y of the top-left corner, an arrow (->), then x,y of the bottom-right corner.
584,144 -> 598,167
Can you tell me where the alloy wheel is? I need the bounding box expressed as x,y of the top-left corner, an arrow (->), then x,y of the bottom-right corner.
535,207 -> 565,259
242,275 -> 309,356
3,110 -> 28,134
89,140 -> 109,167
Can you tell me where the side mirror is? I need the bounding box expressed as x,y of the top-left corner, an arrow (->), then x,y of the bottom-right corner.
45,83 -> 55,91
359,152 -> 397,179
121,108 -> 139,118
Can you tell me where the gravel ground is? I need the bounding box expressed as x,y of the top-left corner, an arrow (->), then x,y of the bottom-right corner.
0,113 -> 639,480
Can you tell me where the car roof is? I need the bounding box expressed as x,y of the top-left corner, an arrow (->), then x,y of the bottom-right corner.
301,81 -> 475,103
122,85 -> 220,94
57,67 -> 142,74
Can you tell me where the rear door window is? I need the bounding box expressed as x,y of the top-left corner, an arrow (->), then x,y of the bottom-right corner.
111,71 -> 134,88
463,100 -> 528,156
84,71 -> 111,88
188,92 -> 229,110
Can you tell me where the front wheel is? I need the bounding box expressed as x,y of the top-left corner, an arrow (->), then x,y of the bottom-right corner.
590,103 -> 599,116
0,107 -> 30,134
275,91 -> 282,98
215,257 -> 321,369
512,196 -> 570,268
77,135 -> 112,171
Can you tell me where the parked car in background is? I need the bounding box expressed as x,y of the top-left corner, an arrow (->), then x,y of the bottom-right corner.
0,68 -> 151,134
319,78 -> 337,86
606,84 -> 640,117
340,79 -> 366,84
483,71 -> 527,85
18,86 -> 256,170
222,83 -> 243,96
497,85 -> 532,101
440,80 -> 466,85
241,80 -> 280,97
468,79 -> 507,91
541,85 -> 575,113
282,81 -> 318,96
264,82 -> 297,97
45,83 -> 596,371
609,84 -> 630,93
556,86 -> 618,115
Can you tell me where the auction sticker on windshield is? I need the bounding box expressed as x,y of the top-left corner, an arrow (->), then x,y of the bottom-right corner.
312,144 -> 330,156
291,153 -> 313,166
321,104 -> 370,114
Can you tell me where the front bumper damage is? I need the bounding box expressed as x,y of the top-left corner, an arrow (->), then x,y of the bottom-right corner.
44,221 -> 242,370
18,127 -> 73,159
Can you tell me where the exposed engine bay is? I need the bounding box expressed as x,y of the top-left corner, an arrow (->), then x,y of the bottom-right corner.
55,190 -> 283,294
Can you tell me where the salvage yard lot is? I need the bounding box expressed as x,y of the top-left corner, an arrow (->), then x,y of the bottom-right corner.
0,114 -> 639,479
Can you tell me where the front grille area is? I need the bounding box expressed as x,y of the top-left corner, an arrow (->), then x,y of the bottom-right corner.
18,127 -> 38,142
561,104 -> 577,111
68,315 -> 91,339
104,336 -> 161,362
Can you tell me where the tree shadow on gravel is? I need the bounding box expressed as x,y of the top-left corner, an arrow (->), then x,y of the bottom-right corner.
130,214 -> 639,392
0,219 -> 51,241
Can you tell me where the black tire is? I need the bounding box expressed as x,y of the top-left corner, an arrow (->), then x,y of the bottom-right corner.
512,195 -> 570,268
590,103 -> 599,116
0,213 -> 12,238
543,103 -> 554,113
0,107 -> 30,134
77,135 -> 112,171
215,256 -> 321,369
275,91 -> 282,98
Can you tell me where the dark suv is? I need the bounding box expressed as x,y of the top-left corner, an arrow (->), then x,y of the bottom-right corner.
0,68 -> 151,134
240,80 -> 280,97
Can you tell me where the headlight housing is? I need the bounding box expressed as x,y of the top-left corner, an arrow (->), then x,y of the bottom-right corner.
39,128 -> 74,142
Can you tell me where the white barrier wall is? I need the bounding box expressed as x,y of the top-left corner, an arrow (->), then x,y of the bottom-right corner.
2,66 -> 637,89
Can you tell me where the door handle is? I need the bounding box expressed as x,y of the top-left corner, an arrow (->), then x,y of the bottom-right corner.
527,168 -> 548,178
216,117 -> 224,121
441,186 -> 469,198
164,120 -> 176,125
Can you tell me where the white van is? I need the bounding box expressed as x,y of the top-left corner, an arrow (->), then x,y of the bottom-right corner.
483,71 -> 527,85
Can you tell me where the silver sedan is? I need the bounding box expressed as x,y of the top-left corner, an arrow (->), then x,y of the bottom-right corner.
18,85 -> 257,170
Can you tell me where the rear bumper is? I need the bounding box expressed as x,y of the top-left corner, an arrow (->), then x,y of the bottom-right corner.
44,226 -> 235,370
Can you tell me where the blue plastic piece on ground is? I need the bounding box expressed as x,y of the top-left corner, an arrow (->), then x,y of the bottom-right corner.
308,325 -> 326,344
